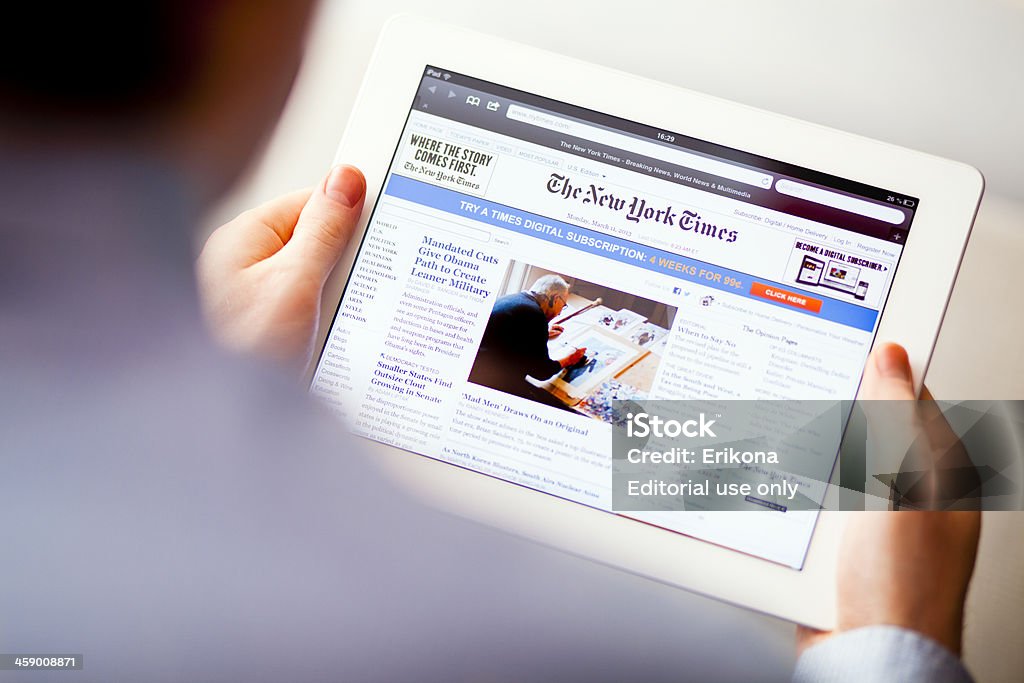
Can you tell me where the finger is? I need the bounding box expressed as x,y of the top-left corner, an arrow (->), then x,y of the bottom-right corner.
861,345 -> 974,508
246,187 -> 315,244
861,342 -> 915,401
859,343 -> 919,501
914,386 -> 980,509
202,187 -> 314,271
281,165 -> 366,282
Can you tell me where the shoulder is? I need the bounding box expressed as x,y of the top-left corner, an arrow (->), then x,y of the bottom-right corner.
494,292 -> 542,317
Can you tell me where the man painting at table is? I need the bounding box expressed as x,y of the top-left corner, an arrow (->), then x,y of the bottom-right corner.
467,274 -> 587,401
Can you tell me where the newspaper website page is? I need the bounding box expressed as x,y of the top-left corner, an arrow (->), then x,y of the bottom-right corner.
311,67 -> 917,569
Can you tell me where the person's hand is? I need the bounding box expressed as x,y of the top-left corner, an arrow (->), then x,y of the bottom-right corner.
548,324 -> 565,340
559,347 -> 586,368
197,165 -> 366,370
797,343 -> 981,657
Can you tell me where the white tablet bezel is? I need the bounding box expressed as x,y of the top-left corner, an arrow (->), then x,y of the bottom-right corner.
310,15 -> 983,629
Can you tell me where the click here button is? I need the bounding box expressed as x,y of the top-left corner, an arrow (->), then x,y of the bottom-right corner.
750,282 -> 822,313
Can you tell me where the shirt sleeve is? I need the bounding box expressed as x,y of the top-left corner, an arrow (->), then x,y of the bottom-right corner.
793,626 -> 974,683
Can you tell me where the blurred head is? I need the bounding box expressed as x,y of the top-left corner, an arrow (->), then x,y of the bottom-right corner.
0,1 -> 318,207
529,275 -> 570,320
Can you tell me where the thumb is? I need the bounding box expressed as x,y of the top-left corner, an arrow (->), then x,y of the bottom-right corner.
283,165 -> 366,281
861,342 -> 915,400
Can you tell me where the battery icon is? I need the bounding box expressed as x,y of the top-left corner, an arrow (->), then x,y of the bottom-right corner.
902,199 -> 915,207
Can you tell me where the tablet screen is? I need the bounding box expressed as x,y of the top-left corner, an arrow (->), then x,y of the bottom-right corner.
311,67 -> 918,568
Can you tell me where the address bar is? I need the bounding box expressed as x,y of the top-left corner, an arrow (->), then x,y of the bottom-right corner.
506,104 -> 773,189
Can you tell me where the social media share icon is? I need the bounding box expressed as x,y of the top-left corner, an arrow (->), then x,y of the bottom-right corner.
672,286 -> 682,295
700,295 -> 714,307
486,101 -> 501,112
466,95 -> 481,106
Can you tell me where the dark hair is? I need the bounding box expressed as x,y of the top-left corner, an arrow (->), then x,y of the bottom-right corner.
0,4 -> 215,123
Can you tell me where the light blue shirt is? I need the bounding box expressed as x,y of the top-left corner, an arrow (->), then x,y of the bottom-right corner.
795,626 -> 973,682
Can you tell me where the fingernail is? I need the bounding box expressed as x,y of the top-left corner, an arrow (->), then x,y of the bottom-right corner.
324,165 -> 365,208
875,343 -> 911,380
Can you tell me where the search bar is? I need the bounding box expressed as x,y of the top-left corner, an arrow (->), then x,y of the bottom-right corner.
775,180 -> 905,225
506,104 -> 774,189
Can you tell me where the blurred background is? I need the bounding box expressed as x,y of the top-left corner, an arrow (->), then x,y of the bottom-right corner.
205,1 -> 1024,680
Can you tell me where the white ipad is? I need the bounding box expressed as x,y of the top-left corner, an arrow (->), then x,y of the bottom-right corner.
307,16 -> 983,629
